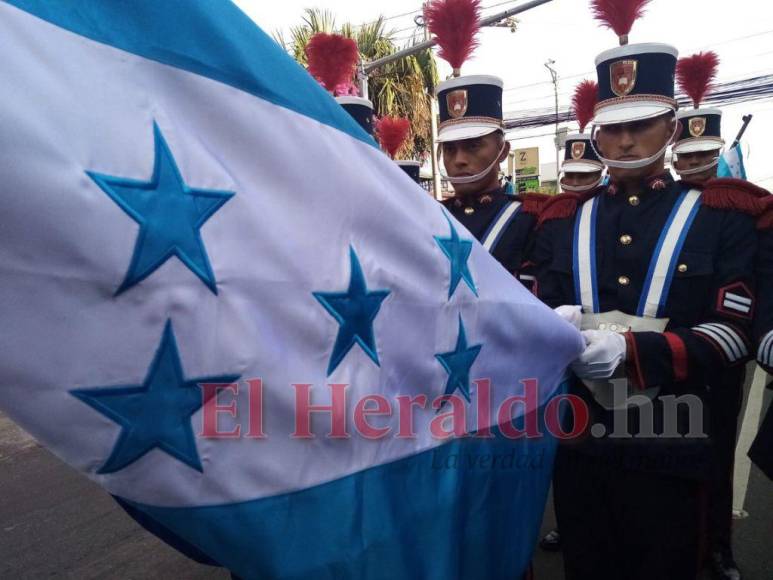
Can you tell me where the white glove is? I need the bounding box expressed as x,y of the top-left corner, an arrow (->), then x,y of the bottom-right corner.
554,305 -> 582,330
570,329 -> 627,380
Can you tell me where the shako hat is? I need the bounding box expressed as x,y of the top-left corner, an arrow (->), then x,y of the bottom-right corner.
674,52 -> 723,154
590,0 -> 679,126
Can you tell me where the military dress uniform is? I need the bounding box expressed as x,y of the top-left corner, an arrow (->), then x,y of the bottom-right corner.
535,171 -> 761,580
443,190 -> 545,278
532,20 -> 762,576
435,75 -> 548,281
672,54 -> 750,578
750,197 -> 773,480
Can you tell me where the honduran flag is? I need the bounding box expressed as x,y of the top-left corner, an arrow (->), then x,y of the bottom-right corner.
718,143 -> 748,180
0,1 -> 583,578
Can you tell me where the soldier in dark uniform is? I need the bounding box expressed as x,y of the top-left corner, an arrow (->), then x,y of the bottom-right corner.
435,74 -> 547,281
560,133 -> 605,194
750,197 -> 773,481
672,52 -> 724,186
672,51 -> 752,580
561,80 -> 606,196
533,8 -> 762,579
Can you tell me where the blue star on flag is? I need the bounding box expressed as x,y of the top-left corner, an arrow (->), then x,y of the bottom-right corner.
87,122 -> 234,295
71,321 -> 240,474
435,215 -> 477,299
436,316 -> 483,403
314,247 -> 390,376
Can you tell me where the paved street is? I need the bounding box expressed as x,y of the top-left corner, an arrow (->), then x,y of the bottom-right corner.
1,387 -> 771,579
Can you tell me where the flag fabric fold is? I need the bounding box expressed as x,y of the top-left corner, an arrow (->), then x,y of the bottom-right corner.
0,1 -> 583,578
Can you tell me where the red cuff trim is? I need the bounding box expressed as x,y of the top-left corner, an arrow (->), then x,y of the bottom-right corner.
624,332 -> 646,391
664,332 -> 689,382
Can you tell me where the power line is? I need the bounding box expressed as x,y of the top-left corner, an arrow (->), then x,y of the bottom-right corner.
501,29 -> 773,93
391,0 -> 521,36
505,129 -> 562,140
503,67 -> 773,109
503,76 -> 773,130
352,7 -> 422,30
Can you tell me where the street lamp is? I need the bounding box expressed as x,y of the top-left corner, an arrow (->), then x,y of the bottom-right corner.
544,59 -> 559,188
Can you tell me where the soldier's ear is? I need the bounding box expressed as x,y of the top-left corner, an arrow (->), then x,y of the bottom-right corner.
500,139 -> 511,162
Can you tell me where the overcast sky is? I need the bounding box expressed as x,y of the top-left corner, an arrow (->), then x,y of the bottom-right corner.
235,0 -> 773,188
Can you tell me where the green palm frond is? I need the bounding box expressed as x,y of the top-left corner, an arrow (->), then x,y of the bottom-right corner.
282,10 -> 439,160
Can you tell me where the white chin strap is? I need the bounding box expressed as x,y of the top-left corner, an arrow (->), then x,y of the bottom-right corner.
672,150 -> 722,177
438,141 -> 507,185
590,112 -> 679,170
561,175 -> 604,193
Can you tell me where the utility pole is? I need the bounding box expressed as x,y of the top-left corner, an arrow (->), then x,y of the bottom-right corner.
420,6 -> 443,200
544,59 -> 559,186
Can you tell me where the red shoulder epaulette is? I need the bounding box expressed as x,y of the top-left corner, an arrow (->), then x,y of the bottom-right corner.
536,189 -> 600,228
700,178 -> 769,216
536,192 -> 582,229
758,196 -> 773,231
521,192 -> 552,216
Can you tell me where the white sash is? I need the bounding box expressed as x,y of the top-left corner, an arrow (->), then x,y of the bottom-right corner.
637,189 -> 702,317
481,200 -> 522,254
574,189 -> 702,318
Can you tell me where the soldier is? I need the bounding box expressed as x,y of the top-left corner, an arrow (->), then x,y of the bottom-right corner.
424,0 -> 547,281
533,2 -> 763,578
673,51 -> 753,580
561,80 -> 606,195
672,52 -> 724,186
436,74 -> 547,279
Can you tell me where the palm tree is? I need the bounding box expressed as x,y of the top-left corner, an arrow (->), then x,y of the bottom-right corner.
275,9 -> 439,161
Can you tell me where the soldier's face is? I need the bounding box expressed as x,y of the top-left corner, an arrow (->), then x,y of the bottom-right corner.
442,132 -> 509,196
673,149 -> 719,183
596,115 -> 677,181
562,171 -> 602,188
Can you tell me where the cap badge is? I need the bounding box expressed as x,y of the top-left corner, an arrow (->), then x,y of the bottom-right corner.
610,60 -> 638,97
689,117 -> 707,137
447,90 -> 469,119
571,142 -> 586,160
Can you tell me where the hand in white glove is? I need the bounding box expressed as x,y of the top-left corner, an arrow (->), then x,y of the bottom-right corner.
570,329 -> 627,380
554,305 -> 582,330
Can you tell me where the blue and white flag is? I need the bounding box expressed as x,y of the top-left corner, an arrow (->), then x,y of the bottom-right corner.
0,2 -> 583,578
718,143 -> 748,179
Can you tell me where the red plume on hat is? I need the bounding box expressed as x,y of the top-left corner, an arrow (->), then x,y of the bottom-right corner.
572,80 -> 598,133
424,0 -> 482,77
591,0 -> 653,45
305,33 -> 360,93
676,52 -> 720,109
375,117 -> 412,159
